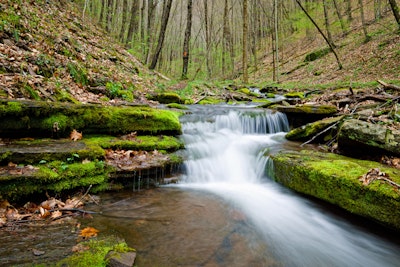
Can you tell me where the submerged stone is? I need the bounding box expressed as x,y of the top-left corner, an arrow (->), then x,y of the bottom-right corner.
270,150 -> 400,230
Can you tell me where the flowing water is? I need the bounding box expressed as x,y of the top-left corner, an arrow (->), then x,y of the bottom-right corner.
90,105 -> 400,266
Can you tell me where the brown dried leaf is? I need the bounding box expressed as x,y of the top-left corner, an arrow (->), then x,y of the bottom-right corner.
70,129 -> 82,141
79,227 -> 99,238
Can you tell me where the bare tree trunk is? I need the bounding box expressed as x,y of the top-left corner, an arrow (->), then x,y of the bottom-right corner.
149,0 -> 173,70
126,0 -> 139,48
146,0 -> 156,64
388,0 -> 400,31
358,0 -> 370,42
106,0 -> 113,33
99,0 -> 106,27
323,0 -> 335,47
346,0 -> 353,22
273,0 -> 279,82
119,0 -> 128,42
204,0 -> 211,78
242,0 -> 249,83
374,0 -> 382,20
295,0 -> 343,69
182,0 -> 193,79
332,0 -> 347,34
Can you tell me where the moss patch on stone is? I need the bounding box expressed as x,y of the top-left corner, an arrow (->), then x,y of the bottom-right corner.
86,135 -> 184,152
56,236 -> 134,267
285,116 -> 344,141
0,99 -> 182,137
270,150 -> 400,230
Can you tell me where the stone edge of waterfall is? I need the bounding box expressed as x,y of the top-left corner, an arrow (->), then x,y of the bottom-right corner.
270,150 -> 400,231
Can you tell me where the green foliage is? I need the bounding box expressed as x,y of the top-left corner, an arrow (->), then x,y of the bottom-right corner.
106,82 -> 135,101
35,54 -> 55,78
67,62 -> 88,86
56,237 -> 134,267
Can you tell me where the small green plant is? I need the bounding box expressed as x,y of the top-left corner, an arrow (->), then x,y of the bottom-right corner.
67,62 -> 88,86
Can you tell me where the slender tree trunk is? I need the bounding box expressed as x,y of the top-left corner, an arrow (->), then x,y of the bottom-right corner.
126,0 -> 139,48
323,0 -> 335,47
273,0 -> 279,82
358,0 -> 370,42
242,0 -> 249,83
146,0 -> 156,64
222,0 -> 229,77
119,0 -> 128,42
141,0 -> 146,45
149,0 -> 173,70
388,0 -> 400,31
295,0 -> 343,69
332,0 -> 347,34
204,0 -> 211,78
99,0 -> 106,27
106,0 -> 113,33
182,0 -> 193,79
374,0 -> 382,19
346,0 -> 353,22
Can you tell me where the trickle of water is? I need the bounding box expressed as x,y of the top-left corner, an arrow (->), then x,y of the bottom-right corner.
177,105 -> 400,267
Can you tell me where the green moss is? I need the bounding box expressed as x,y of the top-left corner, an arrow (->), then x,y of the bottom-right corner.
148,92 -> 183,104
271,150 -> 400,229
304,47 -> 331,62
56,237 -> 134,267
166,103 -> 188,110
86,135 -> 183,152
284,92 -> 305,99
0,100 -> 182,137
0,101 -> 23,115
285,116 -> 343,141
198,98 -> 221,105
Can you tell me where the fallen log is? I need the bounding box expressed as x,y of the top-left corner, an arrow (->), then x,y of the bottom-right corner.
378,80 -> 400,91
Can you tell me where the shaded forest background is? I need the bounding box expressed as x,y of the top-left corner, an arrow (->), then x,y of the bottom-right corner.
79,0 -> 400,86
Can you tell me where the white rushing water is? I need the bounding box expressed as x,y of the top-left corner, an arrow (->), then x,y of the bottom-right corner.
177,106 -> 400,267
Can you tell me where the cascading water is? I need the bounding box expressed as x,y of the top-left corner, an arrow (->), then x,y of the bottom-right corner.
177,105 -> 400,267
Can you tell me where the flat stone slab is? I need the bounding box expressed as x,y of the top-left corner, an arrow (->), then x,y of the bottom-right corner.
270,150 -> 400,230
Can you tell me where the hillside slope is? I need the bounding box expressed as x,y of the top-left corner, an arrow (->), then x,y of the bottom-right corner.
0,0 -> 163,104
251,8 -> 400,88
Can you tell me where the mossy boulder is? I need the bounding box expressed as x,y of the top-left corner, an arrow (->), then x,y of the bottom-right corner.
274,104 -> 338,128
338,119 -> 400,156
147,92 -> 183,104
270,150 -> 400,230
285,116 -> 344,141
0,99 -> 182,138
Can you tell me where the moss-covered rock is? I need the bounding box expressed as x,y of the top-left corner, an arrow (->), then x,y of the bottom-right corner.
276,104 -> 338,115
285,116 -> 344,141
270,150 -> 400,230
0,99 -> 182,138
338,119 -> 400,156
147,92 -> 183,104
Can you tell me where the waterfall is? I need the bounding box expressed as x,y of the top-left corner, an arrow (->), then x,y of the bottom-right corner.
180,109 -> 288,184
176,106 -> 400,267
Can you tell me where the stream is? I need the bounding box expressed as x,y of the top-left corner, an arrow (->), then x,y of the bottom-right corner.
90,105 -> 400,267
2,105 -> 399,266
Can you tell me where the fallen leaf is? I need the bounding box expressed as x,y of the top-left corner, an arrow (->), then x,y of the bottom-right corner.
70,129 -> 82,141
50,210 -> 63,219
79,227 -> 99,238
72,243 -> 90,253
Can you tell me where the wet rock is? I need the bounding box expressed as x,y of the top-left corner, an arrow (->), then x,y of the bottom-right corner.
338,119 -> 400,156
105,250 -> 136,267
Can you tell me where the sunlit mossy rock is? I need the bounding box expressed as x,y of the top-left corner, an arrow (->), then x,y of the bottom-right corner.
0,99 -> 182,138
270,150 -> 400,230
274,104 -> 338,127
276,104 -> 337,115
147,92 -> 183,104
338,119 -> 400,156
285,116 -> 344,141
